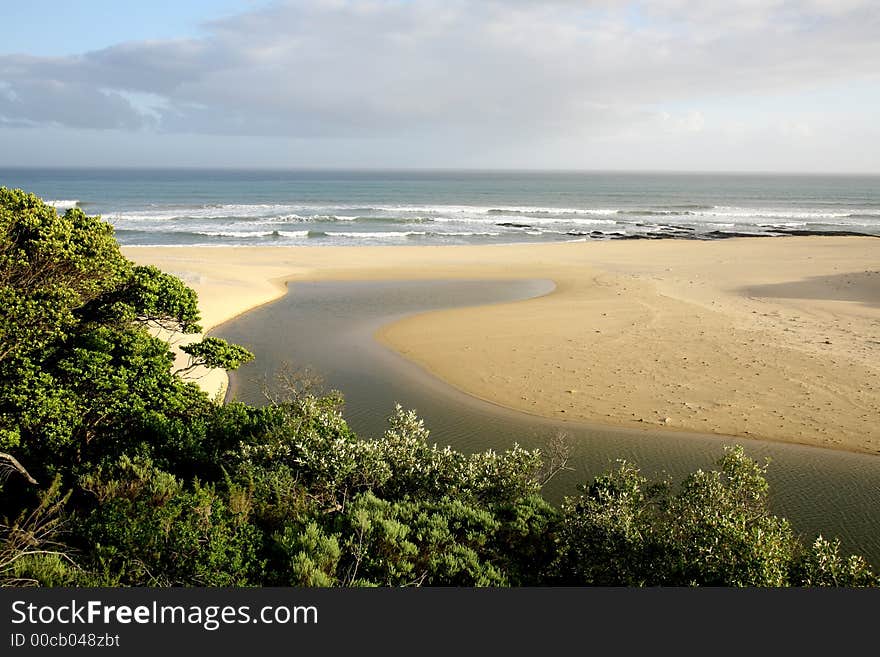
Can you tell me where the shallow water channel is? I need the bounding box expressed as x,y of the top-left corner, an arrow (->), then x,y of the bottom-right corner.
214,279 -> 880,565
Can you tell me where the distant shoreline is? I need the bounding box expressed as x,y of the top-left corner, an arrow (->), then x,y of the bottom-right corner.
124,236 -> 880,455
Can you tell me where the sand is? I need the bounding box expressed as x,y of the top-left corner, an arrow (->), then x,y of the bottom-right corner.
124,236 -> 880,455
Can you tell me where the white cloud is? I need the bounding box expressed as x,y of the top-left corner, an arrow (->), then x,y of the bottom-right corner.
660,110 -> 706,134
779,119 -> 814,139
0,0 -> 877,170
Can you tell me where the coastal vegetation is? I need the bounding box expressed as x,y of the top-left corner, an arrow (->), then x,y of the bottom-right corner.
0,189 -> 876,587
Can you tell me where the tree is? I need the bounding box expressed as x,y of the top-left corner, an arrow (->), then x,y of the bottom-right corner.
791,536 -> 878,587
178,336 -> 254,375
0,188 -> 252,482
555,447 -> 802,586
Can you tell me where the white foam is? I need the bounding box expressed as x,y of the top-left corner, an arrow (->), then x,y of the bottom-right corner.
435,231 -> 502,237
704,206 -> 874,221
193,229 -> 309,239
100,200 -> 880,221
104,199 -> 880,247
108,203 -> 312,222
107,202 -> 622,222
757,222 -> 808,228
327,231 -> 428,239
193,230 -> 277,238
45,199 -> 79,209
476,214 -> 616,226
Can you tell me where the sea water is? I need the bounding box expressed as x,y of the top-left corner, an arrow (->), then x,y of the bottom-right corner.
2,168 -> 879,246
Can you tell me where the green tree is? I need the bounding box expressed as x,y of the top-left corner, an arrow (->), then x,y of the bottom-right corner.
555,447 -> 800,586
791,536 -> 878,587
0,188 -> 252,482
79,455 -> 263,586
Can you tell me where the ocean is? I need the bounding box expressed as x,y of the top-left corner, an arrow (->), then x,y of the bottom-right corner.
1,168 -> 879,247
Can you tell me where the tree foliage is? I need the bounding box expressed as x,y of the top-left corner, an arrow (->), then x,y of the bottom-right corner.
554,447 -> 798,586
0,188 -> 251,481
179,336 -> 254,374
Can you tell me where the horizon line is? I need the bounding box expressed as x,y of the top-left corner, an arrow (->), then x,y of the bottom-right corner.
1,165 -> 879,177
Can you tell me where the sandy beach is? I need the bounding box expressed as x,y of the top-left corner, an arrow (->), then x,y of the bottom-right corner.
124,236 -> 880,454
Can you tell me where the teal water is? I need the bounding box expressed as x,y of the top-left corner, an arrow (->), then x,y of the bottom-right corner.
2,168 -> 879,245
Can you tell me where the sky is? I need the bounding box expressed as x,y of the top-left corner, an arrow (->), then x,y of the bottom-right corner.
1,0 -> 878,172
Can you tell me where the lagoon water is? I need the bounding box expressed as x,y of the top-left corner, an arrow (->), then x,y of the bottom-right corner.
2,168 -> 880,246
216,279 -> 880,567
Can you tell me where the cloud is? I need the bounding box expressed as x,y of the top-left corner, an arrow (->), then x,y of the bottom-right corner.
660,110 -> 705,134
0,77 -> 149,129
0,0 -> 877,170
779,119 -> 813,139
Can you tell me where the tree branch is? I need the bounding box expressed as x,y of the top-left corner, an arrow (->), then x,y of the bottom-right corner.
0,452 -> 38,485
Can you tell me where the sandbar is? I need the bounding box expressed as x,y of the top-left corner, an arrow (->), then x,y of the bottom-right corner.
124,236 -> 880,454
